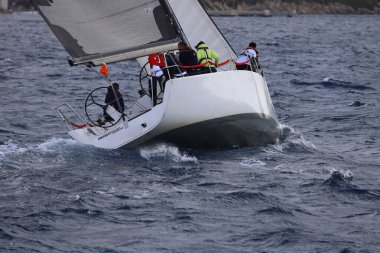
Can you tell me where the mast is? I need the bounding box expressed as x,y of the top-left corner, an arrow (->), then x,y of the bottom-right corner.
159,0 -> 190,46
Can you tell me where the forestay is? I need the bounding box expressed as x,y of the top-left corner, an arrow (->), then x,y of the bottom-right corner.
31,0 -> 181,66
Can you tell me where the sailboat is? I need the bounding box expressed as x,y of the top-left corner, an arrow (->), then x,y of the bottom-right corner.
32,0 -> 282,149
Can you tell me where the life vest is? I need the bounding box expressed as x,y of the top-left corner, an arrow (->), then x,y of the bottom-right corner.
198,47 -> 209,63
148,53 -> 166,68
196,43 -> 219,67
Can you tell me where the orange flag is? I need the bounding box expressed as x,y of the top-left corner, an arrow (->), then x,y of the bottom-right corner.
99,63 -> 109,76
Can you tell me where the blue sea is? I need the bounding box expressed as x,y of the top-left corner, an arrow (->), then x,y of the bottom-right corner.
0,12 -> 379,252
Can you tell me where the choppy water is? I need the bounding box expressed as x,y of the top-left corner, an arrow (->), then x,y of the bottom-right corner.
1,12 -> 380,252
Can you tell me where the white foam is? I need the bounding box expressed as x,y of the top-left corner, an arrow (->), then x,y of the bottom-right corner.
0,140 -> 28,160
240,158 -> 266,167
274,164 -> 285,170
36,138 -> 78,152
68,194 -> 81,201
264,143 -> 285,153
132,190 -> 152,199
281,124 -> 318,151
0,138 -> 83,164
291,135 -> 317,150
139,143 -> 197,163
323,77 -> 331,82
329,168 -> 354,180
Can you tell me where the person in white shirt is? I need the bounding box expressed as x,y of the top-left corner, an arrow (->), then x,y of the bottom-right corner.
148,65 -> 166,105
235,42 -> 259,71
150,65 -> 164,78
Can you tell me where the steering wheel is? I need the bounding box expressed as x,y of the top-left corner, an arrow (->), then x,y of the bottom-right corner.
139,62 -> 152,97
84,87 -> 122,128
139,62 -> 165,99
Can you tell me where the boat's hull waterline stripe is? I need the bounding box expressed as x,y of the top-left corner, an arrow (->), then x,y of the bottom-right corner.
150,113 -> 281,148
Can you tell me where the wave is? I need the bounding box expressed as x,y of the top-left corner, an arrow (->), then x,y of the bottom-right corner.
197,182 -> 240,192
290,78 -> 374,91
9,122 -> 29,130
0,138 -> 79,155
257,206 -> 294,216
139,143 -> 198,163
320,115 -> 355,122
216,190 -> 277,204
342,211 -> 378,219
323,169 -> 353,187
1,58 -> 13,62
349,101 -> 366,107
323,169 -> 380,201
0,138 -> 89,166
0,129 -> 17,135
252,227 -> 302,243
36,138 -> 79,153
26,210 -> 59,220
60,208 -> 104,217
0,74 -> 10,81
265,41 -> 280,47
263,124 -> 317,154
240,158 -> 266,167
0,140 -> 28,161
0,228 -> 14,240
28,185 -> 68,195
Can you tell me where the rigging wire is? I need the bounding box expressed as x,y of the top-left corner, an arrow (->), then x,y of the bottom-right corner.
222,0 -> 238,69
199,0 -> 237,70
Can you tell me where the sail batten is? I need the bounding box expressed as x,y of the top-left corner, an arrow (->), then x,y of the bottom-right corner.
32,0 -> 180,66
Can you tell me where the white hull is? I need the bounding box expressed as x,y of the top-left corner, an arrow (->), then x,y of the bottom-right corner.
68,70 -> 281,149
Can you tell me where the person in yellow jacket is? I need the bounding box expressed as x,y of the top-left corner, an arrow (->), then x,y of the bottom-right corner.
195,41 -> 219,73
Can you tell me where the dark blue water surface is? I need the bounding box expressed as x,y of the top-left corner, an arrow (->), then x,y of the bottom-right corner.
1,12 -> 380,252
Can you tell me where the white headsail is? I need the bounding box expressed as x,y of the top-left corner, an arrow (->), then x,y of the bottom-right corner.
166,0 -> 236,62
137,0 -> 237,68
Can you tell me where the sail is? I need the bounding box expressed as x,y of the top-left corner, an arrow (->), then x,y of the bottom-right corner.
166,0 -> 237,68
31,0 -> 181,66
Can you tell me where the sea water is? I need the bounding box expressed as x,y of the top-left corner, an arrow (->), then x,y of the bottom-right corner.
0,13 -> 379,252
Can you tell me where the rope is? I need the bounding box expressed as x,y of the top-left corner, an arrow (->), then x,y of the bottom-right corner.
178,59 -> 231,69
69,122 -> 95,129
209,59 -> 231,67
179,62 -> 208,69
234,60 -> 250,66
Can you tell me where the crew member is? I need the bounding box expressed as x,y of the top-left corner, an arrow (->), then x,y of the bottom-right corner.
105,82 -> 124,114
235,42 -> 258,71
98,82 -> 124,125
196,41 -> 219,73
178,41 -> 200,75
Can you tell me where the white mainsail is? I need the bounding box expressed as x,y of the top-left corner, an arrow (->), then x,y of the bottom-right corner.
32,0 -> 181,66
